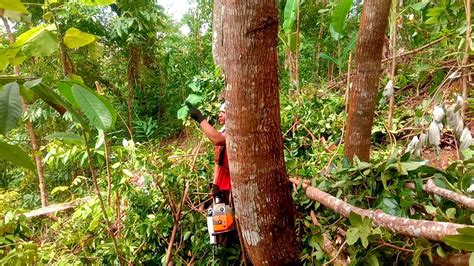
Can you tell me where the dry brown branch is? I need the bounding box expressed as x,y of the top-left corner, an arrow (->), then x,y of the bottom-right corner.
381,37 -> 444,64
309,210 -> 348,265
406,179 -> 474,210
23,197 -> 93,218
290,178 -> 473,241
165,182 -> 189,265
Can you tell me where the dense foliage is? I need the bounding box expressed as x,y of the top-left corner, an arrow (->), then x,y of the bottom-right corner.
0,0 -> 472,265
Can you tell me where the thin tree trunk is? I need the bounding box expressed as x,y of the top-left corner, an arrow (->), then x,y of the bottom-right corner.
82,130 -> 123,265
290,178 -> 473,241
294,0 -> 301,95
461,0 -> 471,118
165,183 -> 189,265
127,46 -> 141,138
344,0 -> 391,162
387,0 -> 398,127
1,14 -> 48,208
212,1 -> 300,264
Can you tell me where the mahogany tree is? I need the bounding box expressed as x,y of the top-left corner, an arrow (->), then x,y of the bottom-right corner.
344,0 -> 392,162
213,0 -> 300,264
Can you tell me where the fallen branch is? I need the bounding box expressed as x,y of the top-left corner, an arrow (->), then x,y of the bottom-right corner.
290,178 -> 473,241
23,197 -> 93,218
381,37 -> 445,64
165,182 -> 190,265
406,179 -> 474,210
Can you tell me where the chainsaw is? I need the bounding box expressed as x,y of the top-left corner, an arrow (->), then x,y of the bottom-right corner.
206,196 -> 235,244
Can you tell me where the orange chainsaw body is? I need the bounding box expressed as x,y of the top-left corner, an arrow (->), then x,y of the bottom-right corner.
212,202 -> 235,234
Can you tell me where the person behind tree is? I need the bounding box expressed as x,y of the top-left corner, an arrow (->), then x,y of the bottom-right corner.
186,102 -> 231,203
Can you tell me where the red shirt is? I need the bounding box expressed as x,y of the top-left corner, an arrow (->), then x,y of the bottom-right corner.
214,132 -> 231,191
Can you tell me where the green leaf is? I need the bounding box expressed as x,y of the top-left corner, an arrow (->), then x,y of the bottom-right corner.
45,132 -> 85,145
71,84 -> 115,130
0,82 -> 22,135
283,0 -> 298,33
88,42 -> 104,60
185,94 -> 203,105
346,227 -> 360,245
0,0 -> 29,14
410,1 -> 429,11
469,253 -> 474,266
78,0 -> 116,6
444,228 -> 474,251
63,28 -> 97,49
12,24 -> 58,57
330,0 -> 353,40
23,78 -> 43,89
0,140 -> 35,171
177,106 -> 189,120
367,253 -> 379,266
400,160 -> 428,172
32,84 -> 90,131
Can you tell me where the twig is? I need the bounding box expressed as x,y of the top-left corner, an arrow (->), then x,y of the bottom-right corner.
322,241 -> 347,266
381,37 -> 445,64
378,241 -> 414,253
82,129 -> 123,265
165,182 -> 190,265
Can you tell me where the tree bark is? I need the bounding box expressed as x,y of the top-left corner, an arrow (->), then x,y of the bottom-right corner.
387,0 -> 398,127
290,178 -> 473,241
344,0 -> 391,162
1,14 -> 48,208
127,46 -> 141,138
212,1 -> 300,264
461,0 -> 471,118
406,179 -> 474,210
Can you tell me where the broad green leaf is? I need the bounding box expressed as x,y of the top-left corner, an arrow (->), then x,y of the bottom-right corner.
458,227 -> 474,237
0,0 -> 29,14
71,84 -> 114,130
23,78 -> 43,89
400,160 -> 428,172
77,0 -> 116,6
88,42 -> 104,60
63,28 -> 97,49
0,82 -> 22,135
283,0 -> 298,33
12,24 -> 58,57
346,227 -> 360,245
0,140 -> 35,171
470,253 -> 474,266
51,186 -> 69,196
185,94 -> 203,105
330,0 -> 353,40
177,106 -> 189,120
32,84 -> 90,131
443,234 -> 474,251
45,132 -> 85,145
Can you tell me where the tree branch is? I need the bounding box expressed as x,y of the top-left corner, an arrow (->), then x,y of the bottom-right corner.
290,178 -> 473,241
406,179 -> 474,210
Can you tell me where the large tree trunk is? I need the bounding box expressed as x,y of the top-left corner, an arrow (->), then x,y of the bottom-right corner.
1,13 -> 48,207
344,0 -> 391,162
212,1 -> 300,264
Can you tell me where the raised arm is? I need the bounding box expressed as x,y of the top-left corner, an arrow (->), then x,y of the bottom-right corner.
199,120 -> 225,145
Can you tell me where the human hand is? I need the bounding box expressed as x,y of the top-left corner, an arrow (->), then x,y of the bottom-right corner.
185,101 -> 205,123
